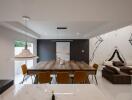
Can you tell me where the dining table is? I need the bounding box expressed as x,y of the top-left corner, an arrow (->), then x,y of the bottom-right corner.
27,60 -> 96,75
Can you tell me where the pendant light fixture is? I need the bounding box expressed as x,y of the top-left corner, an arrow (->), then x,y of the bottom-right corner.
15,16 -> 37,58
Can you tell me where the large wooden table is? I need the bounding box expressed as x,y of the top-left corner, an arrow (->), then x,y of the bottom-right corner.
27,60 -> 96,75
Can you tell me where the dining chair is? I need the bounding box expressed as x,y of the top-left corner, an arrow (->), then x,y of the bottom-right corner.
92,63 -> 99,84
37,72 -> 51,84
73,71 -> 90,84
56,72 -> 70,84
21,64 -> 34,84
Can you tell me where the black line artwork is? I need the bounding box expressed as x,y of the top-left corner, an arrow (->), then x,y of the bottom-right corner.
90,36 -> 104,62
105,47 -> 126,64
108,49 -> 124,63
129,33 -> 132,45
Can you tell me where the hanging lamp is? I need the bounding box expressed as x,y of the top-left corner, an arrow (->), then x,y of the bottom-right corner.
15,16 -> 37,58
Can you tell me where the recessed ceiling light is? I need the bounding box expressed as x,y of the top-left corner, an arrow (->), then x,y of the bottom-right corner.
22,16 -> 30,21
57,27 -> 67,30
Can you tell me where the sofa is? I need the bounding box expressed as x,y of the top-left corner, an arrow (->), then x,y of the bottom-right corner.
102,66 -> 131,84
102,60 -> 132,84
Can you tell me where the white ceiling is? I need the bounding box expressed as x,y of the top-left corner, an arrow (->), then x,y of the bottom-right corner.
1,0 -> 132,21
27,21 -> 132,39
0,0 -> 132,39
27,21 -> 108,39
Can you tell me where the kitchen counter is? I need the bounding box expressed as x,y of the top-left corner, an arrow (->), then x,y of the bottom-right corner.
0,80 -> 13,95
0,84 -> 107,100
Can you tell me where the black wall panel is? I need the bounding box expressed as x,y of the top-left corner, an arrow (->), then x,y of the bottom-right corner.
37,40 -> 56,61
37,39 -> 89,64
70,40 -> 89,63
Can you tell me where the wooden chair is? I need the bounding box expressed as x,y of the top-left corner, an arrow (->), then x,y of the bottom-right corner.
56,72 -> 70,84
37,72 -> 51,84
21,64 -> 34,84
92,63 -> 99,84
73,71 -> 90,84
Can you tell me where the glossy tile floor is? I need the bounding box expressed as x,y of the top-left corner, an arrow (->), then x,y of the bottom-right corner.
19,70 -> 132,100
1,84 -> 107,100
97,73 -> 132,100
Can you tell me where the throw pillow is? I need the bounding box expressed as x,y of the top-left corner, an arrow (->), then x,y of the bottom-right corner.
105,65 -> 119,74
103,61 -> 113,66
113,61 -> 124,67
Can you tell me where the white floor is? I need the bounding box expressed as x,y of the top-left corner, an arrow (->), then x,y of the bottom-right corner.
15,70 -> 132,100
96,72 -> 132,100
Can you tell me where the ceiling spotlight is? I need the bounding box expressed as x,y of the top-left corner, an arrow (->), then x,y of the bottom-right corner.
22,16 -> 30,21
57,27 -> 67,30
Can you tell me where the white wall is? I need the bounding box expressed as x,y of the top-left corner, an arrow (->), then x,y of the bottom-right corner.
90,25 -> 132,65
0,25 -> 37,80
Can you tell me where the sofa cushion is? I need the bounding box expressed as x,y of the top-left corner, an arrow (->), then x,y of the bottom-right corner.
120,67 -> 132,75
113,61 -> 124,67
105,65 -> 119,74
103,67 -> 115,74
103,61 -> 113,66
112,66 -> 120,72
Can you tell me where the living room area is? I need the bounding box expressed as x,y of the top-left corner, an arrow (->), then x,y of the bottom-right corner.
1,22 -> 132,100
0,0 -> 132,100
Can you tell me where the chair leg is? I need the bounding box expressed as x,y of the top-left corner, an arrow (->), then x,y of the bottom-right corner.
94,75 -> 98,85
85,78 -> 90,84
70,77 -> 74,84
34,75 -> 38,84
31,75 -> 33,84
92,75 -> 94,80
22,76 -> 25,84
34,75 -> 36,84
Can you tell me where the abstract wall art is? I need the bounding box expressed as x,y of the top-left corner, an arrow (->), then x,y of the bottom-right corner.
129,33 -> 132,45
90,36 -> 103,62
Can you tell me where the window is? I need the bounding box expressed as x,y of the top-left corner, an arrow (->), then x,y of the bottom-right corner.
14,40 -> 33,84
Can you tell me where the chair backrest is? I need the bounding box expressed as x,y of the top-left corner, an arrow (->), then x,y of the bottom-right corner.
38,72 -> 51,84
21,64 -> 27,75
73,71 -> 89,84
93,64 -> 99,69
56,72 -> 70,84
93,64 -> 99,74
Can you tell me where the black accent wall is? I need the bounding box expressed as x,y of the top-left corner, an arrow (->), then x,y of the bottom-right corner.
37,39 -> 89,64
70,40 -> 89,63
37,40 -> 56,61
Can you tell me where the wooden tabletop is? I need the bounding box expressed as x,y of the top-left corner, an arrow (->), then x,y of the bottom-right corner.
27,60 -> 96,72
